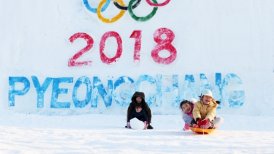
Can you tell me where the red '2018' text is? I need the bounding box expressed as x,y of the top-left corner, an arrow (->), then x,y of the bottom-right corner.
68,28 -> 177,67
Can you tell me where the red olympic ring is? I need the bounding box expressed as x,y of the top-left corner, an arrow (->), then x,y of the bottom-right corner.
145,0 -> 171,6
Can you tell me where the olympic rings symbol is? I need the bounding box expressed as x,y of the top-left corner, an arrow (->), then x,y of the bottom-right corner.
82,0 -> 171,23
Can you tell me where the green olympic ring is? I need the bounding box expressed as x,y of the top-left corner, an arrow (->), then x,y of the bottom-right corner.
128,0 -> 158,22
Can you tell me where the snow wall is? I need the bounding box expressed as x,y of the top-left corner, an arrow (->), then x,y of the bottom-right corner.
0,0 -> 273,115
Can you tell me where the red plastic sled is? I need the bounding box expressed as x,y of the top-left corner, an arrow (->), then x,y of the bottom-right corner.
190,127 -> 215,134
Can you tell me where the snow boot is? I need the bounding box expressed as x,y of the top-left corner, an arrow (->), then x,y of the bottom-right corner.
147,124 -> 153,129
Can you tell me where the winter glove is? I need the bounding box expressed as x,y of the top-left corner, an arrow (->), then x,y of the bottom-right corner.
126,122 -> 131,129
143,121 -> 148,130
183,123 -> 190,131
197,119 -> 211,129
195,118 -> 201,123
197,119 -> 207,126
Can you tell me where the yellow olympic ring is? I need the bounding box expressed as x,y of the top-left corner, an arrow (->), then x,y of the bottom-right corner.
97,0 -> 126,23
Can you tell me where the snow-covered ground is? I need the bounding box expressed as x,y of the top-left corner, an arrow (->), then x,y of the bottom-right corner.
1,0 -> 274,153
0,112 -> 274,153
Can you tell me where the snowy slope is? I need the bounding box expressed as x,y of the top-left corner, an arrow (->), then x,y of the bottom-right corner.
0,0 -> 274,153
0,113 -> 274,153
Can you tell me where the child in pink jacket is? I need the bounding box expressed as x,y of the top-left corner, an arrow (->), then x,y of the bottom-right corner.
180,99 -> 196,131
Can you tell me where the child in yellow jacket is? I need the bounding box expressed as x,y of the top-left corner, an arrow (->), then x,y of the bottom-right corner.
192,89 -> 222,129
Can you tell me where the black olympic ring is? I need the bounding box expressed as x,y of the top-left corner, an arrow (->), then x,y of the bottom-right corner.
113,0 -> 141,10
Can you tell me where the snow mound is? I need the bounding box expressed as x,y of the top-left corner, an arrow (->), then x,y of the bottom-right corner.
130,118 -> 145,130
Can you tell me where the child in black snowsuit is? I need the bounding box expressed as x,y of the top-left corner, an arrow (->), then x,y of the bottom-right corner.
126,91 -> 153,129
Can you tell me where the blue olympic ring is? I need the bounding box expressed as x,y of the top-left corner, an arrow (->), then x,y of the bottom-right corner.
83,0 -> 111,13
